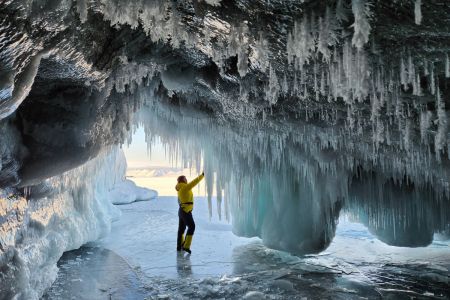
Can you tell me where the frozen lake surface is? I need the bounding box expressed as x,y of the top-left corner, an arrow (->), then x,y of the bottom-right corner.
44,196 -> 450,299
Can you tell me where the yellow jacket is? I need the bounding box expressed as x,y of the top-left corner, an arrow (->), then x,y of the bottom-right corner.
175,174 -> 204,212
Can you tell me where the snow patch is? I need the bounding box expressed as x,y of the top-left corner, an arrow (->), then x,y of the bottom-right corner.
243,291 -> 268,299
110,179 -> 158,205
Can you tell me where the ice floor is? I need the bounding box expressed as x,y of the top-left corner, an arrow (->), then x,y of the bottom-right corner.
44,196 -> 450,299
98,196 -> 258,279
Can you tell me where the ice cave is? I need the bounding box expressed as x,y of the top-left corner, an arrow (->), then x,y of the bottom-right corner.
0,0 -> 449,299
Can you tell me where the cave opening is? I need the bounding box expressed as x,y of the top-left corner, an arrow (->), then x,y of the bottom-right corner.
1,0 -> 450,299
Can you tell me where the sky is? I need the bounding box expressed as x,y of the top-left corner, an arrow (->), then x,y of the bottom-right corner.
123,126 -> 209,196
123,127 -> 174,168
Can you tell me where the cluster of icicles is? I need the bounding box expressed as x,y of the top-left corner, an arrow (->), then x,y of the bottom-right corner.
96,0 -> 449,162
133,89 -> 449,252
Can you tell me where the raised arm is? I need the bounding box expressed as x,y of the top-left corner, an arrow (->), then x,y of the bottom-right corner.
185,173 -> 205,190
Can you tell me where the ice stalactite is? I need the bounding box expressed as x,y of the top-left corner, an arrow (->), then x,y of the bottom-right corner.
445,53 -> 450,78
251,32 -> 270,73
319,6 -> 339,62
336,0 -> 350,22
286,6 -> 373,106
111,58 -> 160,94
420,110 -> 432,143
408,53 -> 415,88
135,87 -> 450,254
286,14 -> 318,70
400,55 -> 408,90
228,23 -> 250,78
414,0 -> 422,25
414,73 -> 422,96
351,0 -> 372,50
76,0 -> 88,23
347,172 -> 448,247
434,87 -> 448,161
430,63 -> 436,95
281,73 -> 289,96
265,65 -> 280,105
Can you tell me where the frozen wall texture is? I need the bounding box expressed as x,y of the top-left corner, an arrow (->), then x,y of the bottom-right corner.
0,0 -> 449,298
0,148 -> 124,299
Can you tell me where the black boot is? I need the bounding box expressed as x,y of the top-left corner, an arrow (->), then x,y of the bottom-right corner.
177,234 -> 185,252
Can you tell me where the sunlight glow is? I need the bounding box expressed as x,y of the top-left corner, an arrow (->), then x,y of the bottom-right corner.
124,127 -> 213,196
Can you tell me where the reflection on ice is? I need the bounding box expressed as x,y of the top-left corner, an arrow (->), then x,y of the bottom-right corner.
47,196 -> 450,299
176,252 -> 193,278
96,196 -> 255,279
43,247 -> 147,300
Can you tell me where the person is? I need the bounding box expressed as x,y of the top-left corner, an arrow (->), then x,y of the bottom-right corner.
175,172 -> 205,254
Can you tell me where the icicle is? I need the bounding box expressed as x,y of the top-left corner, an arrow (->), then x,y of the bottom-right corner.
320,69 -> 326,95
313,60 -> 318,95
77,0 -> 88,23
303,83 -> 309,99
430,64 -> 435,95
414,0 -> 422,25
351,0 -> 372,50
435,86 -> 448,160
317,6 -> 336,61
373,118 -> 385,149
420,110 -> 432,143
265,65 -> 280,105
336,0 -> 349,22
386,124 -> 391,145
448,141 -> 450,160
254,31 -> 270,72
292,72 -> 299,96
282,73 -> 289,95
239,83 -> 249,102
445,53 -> 450,78
408,53 -> 415,85
300,68 -> 305,85
400,56 -> 408,90
403,119 -> 411,152
370,91 -> 380,122
424,59 -> 429,76
216,179 -> 222,220
414,73 -> 422,96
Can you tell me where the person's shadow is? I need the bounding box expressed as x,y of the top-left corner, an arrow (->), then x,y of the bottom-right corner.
176,252 -> 193,278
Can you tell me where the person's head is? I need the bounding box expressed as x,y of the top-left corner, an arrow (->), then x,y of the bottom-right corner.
177,175 -> 187,184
